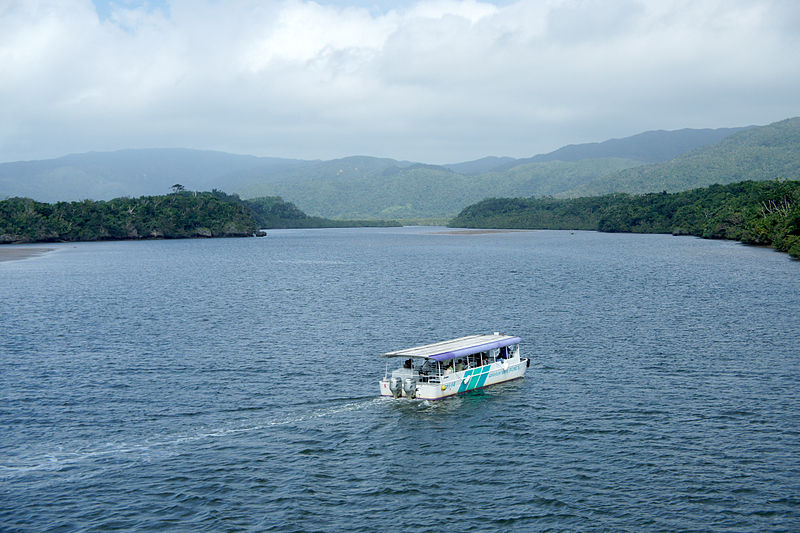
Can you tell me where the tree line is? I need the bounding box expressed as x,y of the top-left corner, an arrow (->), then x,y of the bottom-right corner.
0,191 -> 259,244
448,179 -> 800,259
0,190 -> 400,244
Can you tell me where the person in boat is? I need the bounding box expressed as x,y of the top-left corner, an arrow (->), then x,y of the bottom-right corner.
419,359 -> 435,375
444,362 -> 454,375
403,358 -> 413,369
455,359 -> 465,372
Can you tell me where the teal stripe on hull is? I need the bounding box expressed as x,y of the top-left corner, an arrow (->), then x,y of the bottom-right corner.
457,369 -> 473,393
458,366 -> 491,393
475,367 -> 491,388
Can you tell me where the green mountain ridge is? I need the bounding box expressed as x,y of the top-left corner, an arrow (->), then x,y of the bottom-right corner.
0,149 -> 313,202
238,159 -> 644,220
511,126 -> 749,167
1,119 -> 797,220
563,117 -> 800,197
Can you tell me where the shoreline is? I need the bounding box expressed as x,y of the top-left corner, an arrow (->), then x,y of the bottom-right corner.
0,247 -> 55,263
432,229 -> 533,235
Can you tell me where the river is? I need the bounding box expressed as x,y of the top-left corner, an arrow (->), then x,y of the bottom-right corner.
1,228 -> 799,531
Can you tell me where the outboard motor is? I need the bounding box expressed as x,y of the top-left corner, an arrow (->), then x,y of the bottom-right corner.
402,377 -> 417,399
389,376 -> 403,398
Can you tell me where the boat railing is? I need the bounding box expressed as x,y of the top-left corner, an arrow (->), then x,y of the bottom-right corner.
390,357 -> 519,384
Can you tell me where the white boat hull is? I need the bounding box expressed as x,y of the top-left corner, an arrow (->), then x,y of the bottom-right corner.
379,358 -> 528,400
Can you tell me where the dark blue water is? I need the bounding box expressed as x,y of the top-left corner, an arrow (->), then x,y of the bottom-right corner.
2,228 -> 799,532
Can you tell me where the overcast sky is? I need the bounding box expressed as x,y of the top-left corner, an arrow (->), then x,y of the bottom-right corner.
1,0 -> 798,164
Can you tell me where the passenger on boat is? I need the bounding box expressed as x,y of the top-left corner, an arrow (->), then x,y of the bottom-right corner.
455,359 -> 465,372
444,362 -> 454,375
403,358 -> 413,369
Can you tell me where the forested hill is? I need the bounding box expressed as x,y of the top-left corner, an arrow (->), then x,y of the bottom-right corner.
0,122 -> 758,220
228,127 -> 752,218
1,118 -> 795,221
449,180 -> 800,259
564,117 -> 800,197
231,120 -> 794,218
242,195 -> 400,229
484,126 -> 749,171
0,191 -> 400,244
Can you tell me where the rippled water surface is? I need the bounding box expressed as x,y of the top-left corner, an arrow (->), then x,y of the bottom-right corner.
2,228 -> 799,531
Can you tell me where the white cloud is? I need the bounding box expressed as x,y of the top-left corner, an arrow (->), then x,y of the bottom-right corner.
0,0 -> 798,163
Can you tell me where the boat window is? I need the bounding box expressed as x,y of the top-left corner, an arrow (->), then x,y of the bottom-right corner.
506,344 -> 518,358
489,348 -> 499,360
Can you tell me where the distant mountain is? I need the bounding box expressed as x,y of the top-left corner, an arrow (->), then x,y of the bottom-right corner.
563,117 -> 800,196
441,128 -> 745,175
442,156 -> 518,175
518,127 -> 749,166
238,155 -> 414,189
235,156 -> 647,219
239,158 -> 470,219
0,148 -> 312,202
231,127 -> 749,218
1,120 -> 793,220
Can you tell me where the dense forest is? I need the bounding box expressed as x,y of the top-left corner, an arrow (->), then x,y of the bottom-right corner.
0,190 -> 399,244
449,180 -> 800,259
0,191 -> 259,244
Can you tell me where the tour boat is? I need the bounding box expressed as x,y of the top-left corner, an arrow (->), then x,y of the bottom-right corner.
379,333 -> 527,400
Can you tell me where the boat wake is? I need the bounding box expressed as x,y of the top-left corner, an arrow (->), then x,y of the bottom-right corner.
0,397 -> 384,485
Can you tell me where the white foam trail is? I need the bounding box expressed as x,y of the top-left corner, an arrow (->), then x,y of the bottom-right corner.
1,397 -> 383,482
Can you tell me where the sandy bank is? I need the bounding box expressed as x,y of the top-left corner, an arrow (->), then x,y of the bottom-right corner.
431,229 -> 533,235
0,247 -> 55,262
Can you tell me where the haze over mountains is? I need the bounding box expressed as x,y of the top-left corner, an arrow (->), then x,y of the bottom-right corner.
2,117 -> 798,220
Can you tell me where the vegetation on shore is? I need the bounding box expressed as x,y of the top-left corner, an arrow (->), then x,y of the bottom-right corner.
0,190 -> 400,244
0,192 -> 259,244
449,179 -> 800,259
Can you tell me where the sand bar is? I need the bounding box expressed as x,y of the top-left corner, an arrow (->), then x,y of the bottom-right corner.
431,229 -> 532,235
0,247 -> 55,262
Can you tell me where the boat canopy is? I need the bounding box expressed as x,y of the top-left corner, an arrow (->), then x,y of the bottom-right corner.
381,334 -> 521,362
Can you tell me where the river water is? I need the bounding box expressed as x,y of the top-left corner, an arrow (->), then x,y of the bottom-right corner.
1,228 -> 799,531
